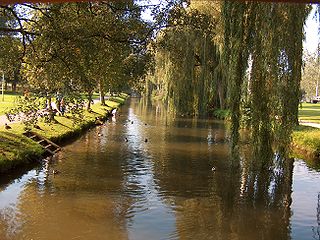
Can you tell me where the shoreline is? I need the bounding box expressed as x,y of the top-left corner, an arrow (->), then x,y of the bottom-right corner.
1,98 -> 320,174
0,95 -> 127,173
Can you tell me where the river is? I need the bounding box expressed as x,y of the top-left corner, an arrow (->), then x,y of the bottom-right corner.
0,98 -> 319,240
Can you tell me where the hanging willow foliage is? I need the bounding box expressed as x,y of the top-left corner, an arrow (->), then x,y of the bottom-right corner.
146,4 -> 223,116
148,1 -> 310,161
223,2 -> 310,157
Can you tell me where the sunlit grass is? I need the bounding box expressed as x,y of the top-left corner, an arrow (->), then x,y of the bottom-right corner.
0,130 -> 44,172
0,94 -> 127,172
298,102 -> 320,123
292,125 -> 320,158
0,92 -> 21,115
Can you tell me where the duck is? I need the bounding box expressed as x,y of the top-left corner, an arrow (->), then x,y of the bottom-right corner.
131,121 -> 134,124
145,138 -> 148,143
4,123 -> 11,130
211,166 -> 216,171
52,169 -> 60,175
125,137 -> 129,142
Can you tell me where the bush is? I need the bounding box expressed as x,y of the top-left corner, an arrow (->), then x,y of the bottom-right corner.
211,109 -> 230,120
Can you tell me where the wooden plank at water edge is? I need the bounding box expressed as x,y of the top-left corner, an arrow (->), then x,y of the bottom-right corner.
23,131 -> 61,155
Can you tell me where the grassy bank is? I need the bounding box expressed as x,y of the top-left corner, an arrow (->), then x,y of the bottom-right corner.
290,102 -> 320,160
292,125 -> 320,160
0,94 -> 128,173
298,102 -> 320,123
0,92 -> 22,115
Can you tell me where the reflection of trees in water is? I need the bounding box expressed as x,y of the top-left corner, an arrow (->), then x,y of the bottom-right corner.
134,97 -> 295,239
312,193 -> 320,240
151,132 -> 294,239
235,146 -> 293,240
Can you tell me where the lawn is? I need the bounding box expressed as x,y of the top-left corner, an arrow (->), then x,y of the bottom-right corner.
291,102 -> 320,159
0,92 -> 117,116
0,93 -> 128,172
0,92 -> 21,115
298,102 -> 320,123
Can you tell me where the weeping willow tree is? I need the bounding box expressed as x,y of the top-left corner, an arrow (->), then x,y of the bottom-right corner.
223,2 -> 310,158
147,3 -> 223,116
148,1 -> 310,160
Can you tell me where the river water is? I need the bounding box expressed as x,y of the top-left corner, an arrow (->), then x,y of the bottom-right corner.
0,98 -> 320,240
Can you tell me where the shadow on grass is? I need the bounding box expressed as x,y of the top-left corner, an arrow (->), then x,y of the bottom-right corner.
0,131 -> 37,149
54,119 -> 73,130
108,98 -> 125,104
300,104 -> 320,110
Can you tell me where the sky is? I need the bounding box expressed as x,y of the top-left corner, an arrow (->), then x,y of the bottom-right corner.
304,5 -> 319,54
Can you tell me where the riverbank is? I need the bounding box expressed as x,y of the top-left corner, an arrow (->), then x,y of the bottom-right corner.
292,125 -> 320,161
0,94 -> 127,173
211,105 -> 320,160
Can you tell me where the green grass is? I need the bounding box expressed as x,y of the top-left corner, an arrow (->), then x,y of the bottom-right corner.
0,94 -> 128,172
0,92 -> 21,115
293,103 -> 320,159
298,102 -> 320,123
0,131 -> 44,172
292,125 -> 320,159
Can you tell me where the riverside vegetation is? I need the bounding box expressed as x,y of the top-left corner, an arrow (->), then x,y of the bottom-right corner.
2,92 -> 320,174
0,1 -> 319,172
0,92 -> 127,172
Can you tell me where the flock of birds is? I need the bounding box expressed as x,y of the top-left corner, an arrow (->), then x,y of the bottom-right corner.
5,123 -> 42,131
125,120 -> 148,143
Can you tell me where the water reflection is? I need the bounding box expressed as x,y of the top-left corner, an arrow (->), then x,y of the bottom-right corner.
134,98 -> 293,239
0,98 -> 319,240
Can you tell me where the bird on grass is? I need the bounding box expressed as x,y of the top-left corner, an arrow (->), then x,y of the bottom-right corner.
4,123 -> 11,130
34,124 -> 42,130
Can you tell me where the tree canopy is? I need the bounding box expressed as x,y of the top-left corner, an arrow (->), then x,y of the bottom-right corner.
0,1 -> 318,154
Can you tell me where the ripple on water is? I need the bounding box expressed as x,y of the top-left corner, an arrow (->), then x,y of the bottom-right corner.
291,159 -> 320,240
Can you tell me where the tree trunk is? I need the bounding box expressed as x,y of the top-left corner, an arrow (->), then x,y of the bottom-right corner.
12,82 -> 17,92
47,97 -> 55,121
218,80 -> 225,110
87,91 -> 93,110
47,97 -> 53,111
99,79 -> 106,106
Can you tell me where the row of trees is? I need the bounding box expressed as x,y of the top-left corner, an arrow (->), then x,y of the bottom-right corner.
301,47 -> 320,100
0,2 -> 152,110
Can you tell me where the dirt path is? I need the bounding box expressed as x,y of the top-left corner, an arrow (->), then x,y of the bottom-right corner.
0,115 -> 7,126
299,121 -> 320,128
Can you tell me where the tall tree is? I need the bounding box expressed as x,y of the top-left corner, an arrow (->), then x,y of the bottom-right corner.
222,2 -> 310,154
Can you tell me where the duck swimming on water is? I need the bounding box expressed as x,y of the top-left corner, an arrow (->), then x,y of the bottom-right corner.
52,169 -> 60,175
